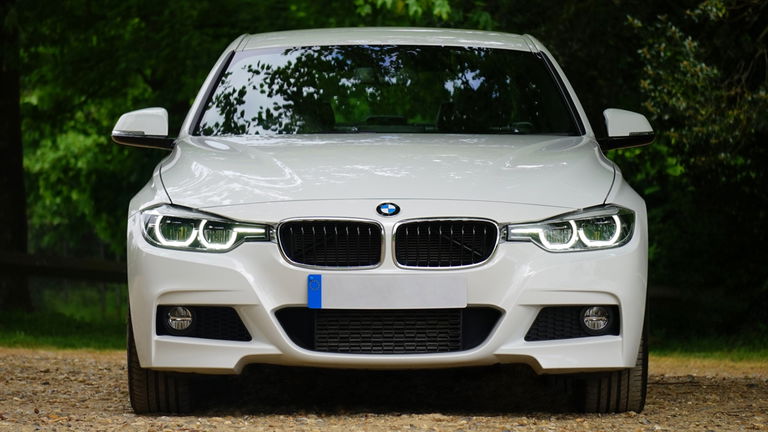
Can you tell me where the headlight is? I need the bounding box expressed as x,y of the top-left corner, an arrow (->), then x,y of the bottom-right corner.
505,205 -> 635,252
141,205 -> 270,252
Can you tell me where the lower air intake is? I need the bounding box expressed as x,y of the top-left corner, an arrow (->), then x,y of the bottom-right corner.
156,306 -> 251,341
525,306 -> 620,341
276,307 -> 500,354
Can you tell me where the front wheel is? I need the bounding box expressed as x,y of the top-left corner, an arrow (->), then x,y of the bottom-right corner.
127,314 -> 194,414
574,326 -> 648,413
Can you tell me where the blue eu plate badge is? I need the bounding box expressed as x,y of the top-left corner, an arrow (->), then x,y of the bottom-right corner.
307,274 -> 322,309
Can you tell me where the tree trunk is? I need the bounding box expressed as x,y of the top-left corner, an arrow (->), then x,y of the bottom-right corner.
0,1 -> 32,311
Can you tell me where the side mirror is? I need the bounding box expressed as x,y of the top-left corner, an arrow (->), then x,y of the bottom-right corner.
111,107 -> 175,150
597,108 -> 655,151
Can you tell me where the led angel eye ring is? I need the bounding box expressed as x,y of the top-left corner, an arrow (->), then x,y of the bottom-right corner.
539,220 -> 578,250
577,215 -> 622,247
198,220 -> 237,250
154,215 -> 198,247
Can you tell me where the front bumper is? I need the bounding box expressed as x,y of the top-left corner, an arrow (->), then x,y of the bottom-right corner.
127,198 -> 647,375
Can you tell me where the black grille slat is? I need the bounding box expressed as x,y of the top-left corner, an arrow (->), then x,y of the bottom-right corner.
395,220 -> 497,268
279,220 -> 382,267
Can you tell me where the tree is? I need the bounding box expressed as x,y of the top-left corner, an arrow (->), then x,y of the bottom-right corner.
0,1 -> 31,311
622,0 -> 768,333
18,0 -> 374,259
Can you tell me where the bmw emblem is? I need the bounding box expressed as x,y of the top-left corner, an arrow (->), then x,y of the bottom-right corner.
377,202 -> 400,216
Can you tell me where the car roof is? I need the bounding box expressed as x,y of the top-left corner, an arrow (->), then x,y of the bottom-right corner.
237,27 -> 535,52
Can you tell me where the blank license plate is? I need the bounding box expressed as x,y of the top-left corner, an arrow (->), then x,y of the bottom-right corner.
307,274 -> 467,309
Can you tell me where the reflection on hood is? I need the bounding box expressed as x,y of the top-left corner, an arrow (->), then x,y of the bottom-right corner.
159,134 -> 614,209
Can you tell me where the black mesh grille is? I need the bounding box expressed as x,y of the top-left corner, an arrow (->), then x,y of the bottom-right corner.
276,307 -> 500,354
316,309 -> 461,354
278,220 -> 382,267
524,306 -> 620,341
156,306 -> 251,341
394,220 -> 498,267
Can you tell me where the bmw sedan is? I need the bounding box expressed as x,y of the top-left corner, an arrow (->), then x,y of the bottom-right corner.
112,27 -> 654,414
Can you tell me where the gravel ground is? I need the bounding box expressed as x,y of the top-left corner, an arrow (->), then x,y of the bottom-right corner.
0,348 -> 766,431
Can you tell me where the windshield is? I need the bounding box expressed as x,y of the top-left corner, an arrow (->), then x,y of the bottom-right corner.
194,45 -> 579,136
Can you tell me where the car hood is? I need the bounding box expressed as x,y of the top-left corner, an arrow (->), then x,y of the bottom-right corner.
159,134 -> 615,210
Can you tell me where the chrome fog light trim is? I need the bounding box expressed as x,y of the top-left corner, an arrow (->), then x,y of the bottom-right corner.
166,306 -> 193,331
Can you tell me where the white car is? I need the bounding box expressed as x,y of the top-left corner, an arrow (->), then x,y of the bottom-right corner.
113,27 -> 653,414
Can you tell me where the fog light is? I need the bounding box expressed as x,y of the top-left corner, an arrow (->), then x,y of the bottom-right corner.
167,306 -> 193,331
581,306 -> 611,334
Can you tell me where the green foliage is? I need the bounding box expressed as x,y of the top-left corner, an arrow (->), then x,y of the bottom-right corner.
0,310 -> 125,349
354,0 -> 452,20
617,0 -> 768,334
0,280 -> 127,349
631,10 -> 766,167
651,327 -> 768,361
19,0 -> 315,258
24,130 -> 153,256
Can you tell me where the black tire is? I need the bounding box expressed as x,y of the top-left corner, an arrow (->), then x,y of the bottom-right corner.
575,325 -> 648,413
127,314 -> 194,414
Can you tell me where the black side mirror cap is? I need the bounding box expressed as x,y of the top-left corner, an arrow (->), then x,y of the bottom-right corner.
112,132 -> 175,150
598,132 -> 655,151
